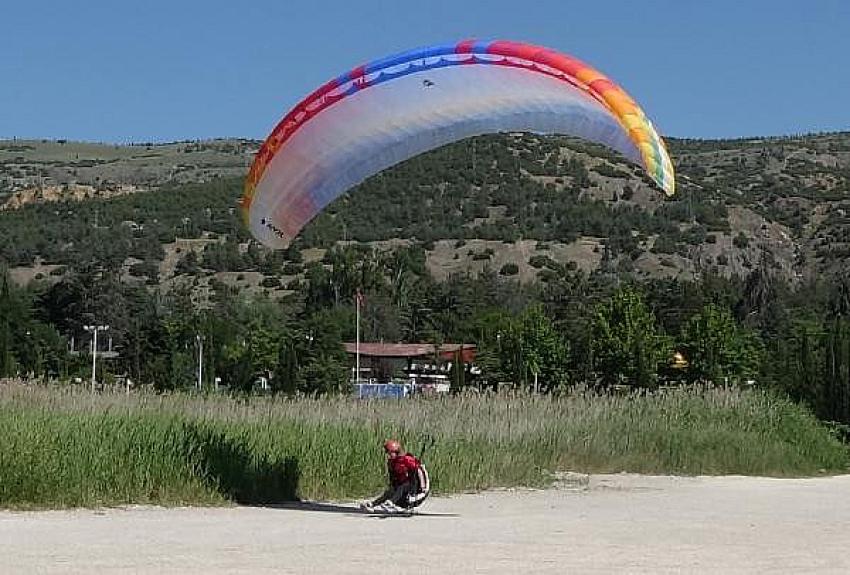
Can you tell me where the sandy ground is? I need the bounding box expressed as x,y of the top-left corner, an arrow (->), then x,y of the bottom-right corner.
2,473 -> 849,574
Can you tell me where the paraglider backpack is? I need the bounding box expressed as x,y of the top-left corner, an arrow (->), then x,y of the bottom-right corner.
406,454 -> 430,507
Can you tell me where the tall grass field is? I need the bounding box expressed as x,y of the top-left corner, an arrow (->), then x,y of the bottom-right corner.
0,384 -> 847,508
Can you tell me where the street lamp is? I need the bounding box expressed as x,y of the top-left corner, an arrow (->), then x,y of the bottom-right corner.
83,324 -> 109,392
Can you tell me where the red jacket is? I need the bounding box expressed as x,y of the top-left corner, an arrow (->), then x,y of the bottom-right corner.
387,453 -> 420,487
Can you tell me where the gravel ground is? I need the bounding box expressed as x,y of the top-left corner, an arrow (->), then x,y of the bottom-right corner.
1,473 -> 849,574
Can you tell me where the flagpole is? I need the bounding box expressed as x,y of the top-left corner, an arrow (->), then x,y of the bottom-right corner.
356,290 -> 361,386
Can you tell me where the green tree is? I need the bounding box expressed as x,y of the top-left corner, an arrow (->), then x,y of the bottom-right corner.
473,305 -> 569,391
277,307 -> 351,395
591,286 -> 672,388
516,304 -> 570,391
821,317 -> 850,424
0,271 -> 67,379
783,317 -> 827,405
0,273 -> 19,377
157,315 -> 197,390
469,309 -> 515,387
680,303 -> 764,384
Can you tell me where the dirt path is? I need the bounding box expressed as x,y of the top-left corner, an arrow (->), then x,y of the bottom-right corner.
2,474 -> 849,574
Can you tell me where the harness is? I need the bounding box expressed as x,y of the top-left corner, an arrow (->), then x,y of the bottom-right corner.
405,463 -> 430,508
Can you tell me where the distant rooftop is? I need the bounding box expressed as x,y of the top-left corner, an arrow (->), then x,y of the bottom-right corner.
343,343 -> 475,361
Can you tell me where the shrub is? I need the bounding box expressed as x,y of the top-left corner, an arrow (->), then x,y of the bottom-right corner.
529,255 -> 555,269
733,232 -> 750,249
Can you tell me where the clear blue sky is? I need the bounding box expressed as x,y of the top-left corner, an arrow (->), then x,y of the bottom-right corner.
3,0 -> 848,142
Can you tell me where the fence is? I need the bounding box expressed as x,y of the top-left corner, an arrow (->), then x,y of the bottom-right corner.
353,382 -> 414,399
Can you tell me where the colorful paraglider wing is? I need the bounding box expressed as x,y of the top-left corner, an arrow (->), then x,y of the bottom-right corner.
243,40 -> 675,248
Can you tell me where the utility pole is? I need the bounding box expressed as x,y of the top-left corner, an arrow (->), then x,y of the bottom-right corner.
83,324 -> 109,392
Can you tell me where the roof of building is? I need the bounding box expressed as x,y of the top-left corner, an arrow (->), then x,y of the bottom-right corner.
343,342 -> 476,360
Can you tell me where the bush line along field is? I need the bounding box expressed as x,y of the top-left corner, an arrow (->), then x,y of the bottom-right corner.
0,384 -> 846,509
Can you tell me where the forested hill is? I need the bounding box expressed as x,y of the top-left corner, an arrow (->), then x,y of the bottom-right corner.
1,132 -> 849,291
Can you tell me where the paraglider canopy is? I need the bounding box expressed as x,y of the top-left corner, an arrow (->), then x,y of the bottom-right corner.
243,40 -> 675,248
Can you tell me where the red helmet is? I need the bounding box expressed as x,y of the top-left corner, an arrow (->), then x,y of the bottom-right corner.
383,439 -> 401,454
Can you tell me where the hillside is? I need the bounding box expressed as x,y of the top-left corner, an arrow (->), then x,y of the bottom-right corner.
1,132 -> 850,293
0,138 -> 254,208
3,132 -> 850,424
